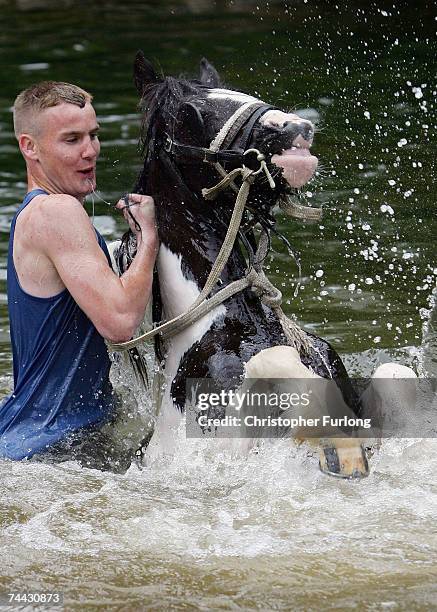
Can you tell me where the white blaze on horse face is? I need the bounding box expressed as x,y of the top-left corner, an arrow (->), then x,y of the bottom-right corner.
207,88 -> 259,104
260,109 -> 311,128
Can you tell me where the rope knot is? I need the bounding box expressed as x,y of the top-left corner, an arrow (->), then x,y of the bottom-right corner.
246,268 -> 283,307
202,166 -> 254,201
261,289 -> 283,308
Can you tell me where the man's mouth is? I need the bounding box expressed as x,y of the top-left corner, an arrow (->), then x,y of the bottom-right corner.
78,167 -> 95,177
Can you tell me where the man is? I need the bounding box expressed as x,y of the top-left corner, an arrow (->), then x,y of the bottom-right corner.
0,81 -> 158,465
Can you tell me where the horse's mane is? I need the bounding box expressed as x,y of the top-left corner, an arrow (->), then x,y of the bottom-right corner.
138,76 -> 201,156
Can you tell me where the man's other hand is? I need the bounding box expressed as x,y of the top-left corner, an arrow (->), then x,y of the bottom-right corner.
116,194 -> 158,252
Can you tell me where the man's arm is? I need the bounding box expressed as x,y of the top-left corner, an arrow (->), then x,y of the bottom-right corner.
36,193 -> 158,343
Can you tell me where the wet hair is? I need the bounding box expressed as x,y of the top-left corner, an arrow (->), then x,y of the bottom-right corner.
13,81 -> 93,138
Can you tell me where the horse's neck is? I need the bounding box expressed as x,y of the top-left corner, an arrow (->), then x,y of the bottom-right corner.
150,160 -> 246,319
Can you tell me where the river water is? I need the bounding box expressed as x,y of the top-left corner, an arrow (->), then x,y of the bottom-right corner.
0,0 -> 436,609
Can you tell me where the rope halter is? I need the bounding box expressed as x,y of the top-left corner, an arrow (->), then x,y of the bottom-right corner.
108,99 -> 317,356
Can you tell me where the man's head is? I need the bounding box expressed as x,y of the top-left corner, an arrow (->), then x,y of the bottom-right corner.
13,81 -> 92,138
13,81 -> 100,201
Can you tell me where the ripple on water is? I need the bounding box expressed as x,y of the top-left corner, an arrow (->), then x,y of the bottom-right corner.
19,62 -> 50,71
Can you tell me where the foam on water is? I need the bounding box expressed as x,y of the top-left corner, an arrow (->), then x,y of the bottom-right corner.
1,428 -> 437,606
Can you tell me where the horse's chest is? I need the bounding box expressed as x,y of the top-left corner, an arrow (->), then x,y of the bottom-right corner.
156,244 -> 226,381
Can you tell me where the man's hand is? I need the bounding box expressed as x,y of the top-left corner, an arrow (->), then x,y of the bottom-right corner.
116,194 -> 158,253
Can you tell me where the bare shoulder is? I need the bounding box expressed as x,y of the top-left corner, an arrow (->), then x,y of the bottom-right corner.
28,193 -> 93,243
36,193 -> 88,220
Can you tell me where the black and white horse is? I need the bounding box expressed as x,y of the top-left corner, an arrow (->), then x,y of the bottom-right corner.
110,54 -> 415,477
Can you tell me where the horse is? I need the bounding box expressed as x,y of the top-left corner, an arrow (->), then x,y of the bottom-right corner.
109,53 -> 415,478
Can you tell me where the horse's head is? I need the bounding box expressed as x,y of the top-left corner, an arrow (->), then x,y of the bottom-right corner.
134,52 -> 318,215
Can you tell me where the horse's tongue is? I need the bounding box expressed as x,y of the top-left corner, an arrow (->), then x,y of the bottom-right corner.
277,148 -> 312,157
271,149 -> 318,188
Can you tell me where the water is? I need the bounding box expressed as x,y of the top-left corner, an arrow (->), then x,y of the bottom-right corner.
0,0 -> 436,608
2,439 -> 437,608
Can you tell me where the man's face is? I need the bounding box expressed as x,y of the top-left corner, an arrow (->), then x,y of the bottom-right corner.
34,102 -> 100,200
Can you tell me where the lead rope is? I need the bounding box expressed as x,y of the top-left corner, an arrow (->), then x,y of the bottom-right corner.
108,166 -> 257,351
108,160 -> 311,357
249,230 -> 311,353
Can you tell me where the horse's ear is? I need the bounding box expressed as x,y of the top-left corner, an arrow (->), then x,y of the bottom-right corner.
134,51 -> 160,95
199,58 -> 221,88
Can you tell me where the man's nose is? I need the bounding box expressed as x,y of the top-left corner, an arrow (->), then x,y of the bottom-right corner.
82,137 -> 98,159
282,121 -> 314,144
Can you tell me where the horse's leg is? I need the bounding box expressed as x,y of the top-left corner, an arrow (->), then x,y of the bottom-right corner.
360,363 -> 417,439
301,333 -> 361,415
243,346 -> 369,478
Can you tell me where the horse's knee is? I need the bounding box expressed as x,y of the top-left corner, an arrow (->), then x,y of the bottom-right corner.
244,345 -> 313,379
372,363 -> 417,380
243,346 -> 369,479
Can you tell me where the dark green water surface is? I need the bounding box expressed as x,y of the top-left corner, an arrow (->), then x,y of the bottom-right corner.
0,0 -> 435,381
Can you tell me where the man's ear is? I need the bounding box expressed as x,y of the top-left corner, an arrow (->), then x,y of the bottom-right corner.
19,134 -> 39,162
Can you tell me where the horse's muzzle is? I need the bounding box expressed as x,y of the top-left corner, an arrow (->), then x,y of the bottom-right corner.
282,121 -> 314,147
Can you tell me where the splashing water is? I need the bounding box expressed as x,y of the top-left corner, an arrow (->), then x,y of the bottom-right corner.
419,286 -> 437,377
2,420 -> 437,607
0,1 -> 435,606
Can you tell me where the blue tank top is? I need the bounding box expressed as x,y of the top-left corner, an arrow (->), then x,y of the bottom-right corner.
0,189 -> 115,460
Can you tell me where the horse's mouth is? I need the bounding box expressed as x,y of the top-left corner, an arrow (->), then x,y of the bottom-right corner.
270,147 -> 318,189
277,146 -> 312,157
251,128 -> 318,189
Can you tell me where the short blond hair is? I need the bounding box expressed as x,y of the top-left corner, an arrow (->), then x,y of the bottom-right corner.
13,81 -> 93,138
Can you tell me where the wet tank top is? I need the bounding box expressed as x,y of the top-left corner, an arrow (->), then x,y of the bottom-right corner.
0,189 -> 115,460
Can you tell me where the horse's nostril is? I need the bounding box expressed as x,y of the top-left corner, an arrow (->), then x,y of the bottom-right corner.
301,124 -> 314,141
282,121 -> 314,142
281,121 -> 300,136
